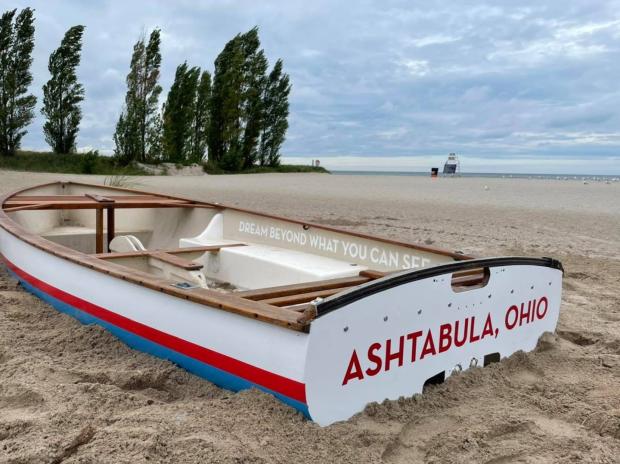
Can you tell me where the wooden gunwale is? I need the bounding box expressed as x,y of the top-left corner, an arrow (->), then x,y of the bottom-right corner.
0,182 -> 303,330
63,180 -> 473,261
0,181 -> 475,331
3,198 -> 206,212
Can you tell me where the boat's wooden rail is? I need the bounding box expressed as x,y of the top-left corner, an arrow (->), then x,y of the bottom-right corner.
3,194 -> 216,253
94,244 -> 247,271
94,244 -> 391,307
234,267 -> 487,309
0,183 -> 480,331
3,194 -> 213,211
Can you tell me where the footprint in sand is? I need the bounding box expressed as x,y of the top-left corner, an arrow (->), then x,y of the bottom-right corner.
557,330 -> 598,347
381,415 -> 457,463
0,385 -> 45,410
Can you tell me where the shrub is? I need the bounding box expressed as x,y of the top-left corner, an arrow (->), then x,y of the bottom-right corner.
80,150 -> 99,174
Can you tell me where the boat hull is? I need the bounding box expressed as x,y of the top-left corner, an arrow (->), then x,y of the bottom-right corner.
305,260 -> 562,425
0,182 -> 564,426
0,228 -> 310,415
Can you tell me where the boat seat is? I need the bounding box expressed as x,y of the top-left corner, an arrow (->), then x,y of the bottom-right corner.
179,213 -> 240,248
42,226 -> 151,254
203,244 -> 368,290
109,235 -> 146,253
147,255 -> 208,289
94,242 -> 208,289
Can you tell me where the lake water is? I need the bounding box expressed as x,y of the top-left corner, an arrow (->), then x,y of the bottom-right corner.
331,170 -> 620,181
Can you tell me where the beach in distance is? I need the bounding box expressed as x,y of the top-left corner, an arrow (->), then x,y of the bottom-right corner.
1,170 -> 619,463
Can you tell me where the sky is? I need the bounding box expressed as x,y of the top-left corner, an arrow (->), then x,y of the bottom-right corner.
9,0 -> 620,174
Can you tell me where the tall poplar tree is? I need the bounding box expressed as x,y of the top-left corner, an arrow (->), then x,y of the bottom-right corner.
259,59 -> 290,167
41,25 -> 85,154
162,62 -> 200,163
208,33 -> 244,169
0,8 -> 36,156
146,110 -> 163,161
240,28 -> 267,168
190,70 -> 211,163
113,29 -> 162,164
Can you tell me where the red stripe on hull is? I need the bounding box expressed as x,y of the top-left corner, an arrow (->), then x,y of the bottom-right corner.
1,254 -> 307,404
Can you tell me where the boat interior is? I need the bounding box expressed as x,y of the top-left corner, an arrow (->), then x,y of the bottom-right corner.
1,182 -> 486,329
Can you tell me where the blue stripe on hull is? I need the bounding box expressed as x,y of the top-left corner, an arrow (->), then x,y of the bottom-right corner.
9,268 -> 310,417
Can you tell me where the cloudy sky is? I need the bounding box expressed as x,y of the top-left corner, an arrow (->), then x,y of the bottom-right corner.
10,0 -> 620,173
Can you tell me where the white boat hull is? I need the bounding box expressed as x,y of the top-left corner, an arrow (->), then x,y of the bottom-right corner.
1,227 -> 563,425
0,229 -> 309,413
0,182 -> 564,425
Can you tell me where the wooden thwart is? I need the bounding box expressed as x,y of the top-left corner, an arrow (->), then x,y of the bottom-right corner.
149,251 -> 204,271
262,287 -> 356,307
2,194 -> 209,212
85,193 -> 115,203
93,243 -> 246,259
9,194 -> 164,201
97,250 -> 206,271
237,274 -> 374,301
238,266 -> 487,305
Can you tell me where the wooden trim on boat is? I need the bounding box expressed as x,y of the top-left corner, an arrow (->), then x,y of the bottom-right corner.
0,184 -> 305,330
95,207 -> 104,253
92,244 -> 247,259
107,206 -> 115,250
262,287 -> 355,307
315,256 -> 565,316
235,275 -> 372,300
96,248 -> 206,271
62,181 -> 473,261
3,196 -> 206,211
85,193 -> 115,203
359,269 -> 389,279
149,251 -> 204,271
0,181 -> 475,331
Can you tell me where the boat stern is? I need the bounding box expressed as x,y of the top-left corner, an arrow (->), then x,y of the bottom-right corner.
303,258 -> 563,425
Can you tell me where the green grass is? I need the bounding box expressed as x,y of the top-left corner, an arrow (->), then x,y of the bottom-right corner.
202,161 -> 329,174
0,151 -> 148,175
0,151 -> 329,176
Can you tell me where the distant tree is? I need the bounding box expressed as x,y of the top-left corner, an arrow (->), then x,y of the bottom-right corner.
208,27 -> 289,171
41,25 -> 85,154
189,70 -> 211,163
146,110 -> 163,161
114,29 -> 162,164
0,8 -> 36,156
240,28 -> 268,169
208,33 -> 245,170
112,110 -> 132,163
259,59 -> 290,167
162,62 -> 200,163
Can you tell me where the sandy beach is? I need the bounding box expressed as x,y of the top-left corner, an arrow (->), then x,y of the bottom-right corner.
1,171 -> 619,463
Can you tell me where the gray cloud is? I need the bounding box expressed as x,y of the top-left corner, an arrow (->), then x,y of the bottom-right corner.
8,0 -> 620,172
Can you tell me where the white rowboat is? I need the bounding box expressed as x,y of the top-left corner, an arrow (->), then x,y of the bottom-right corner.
0,181 -> 563,425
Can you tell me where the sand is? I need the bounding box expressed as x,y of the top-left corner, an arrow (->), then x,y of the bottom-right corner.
0,171 -> 619,463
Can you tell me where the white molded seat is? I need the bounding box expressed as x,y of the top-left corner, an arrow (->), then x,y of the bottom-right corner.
179,213 -> 239,248
109,235 -> 146,253
204,244 -> 368,290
